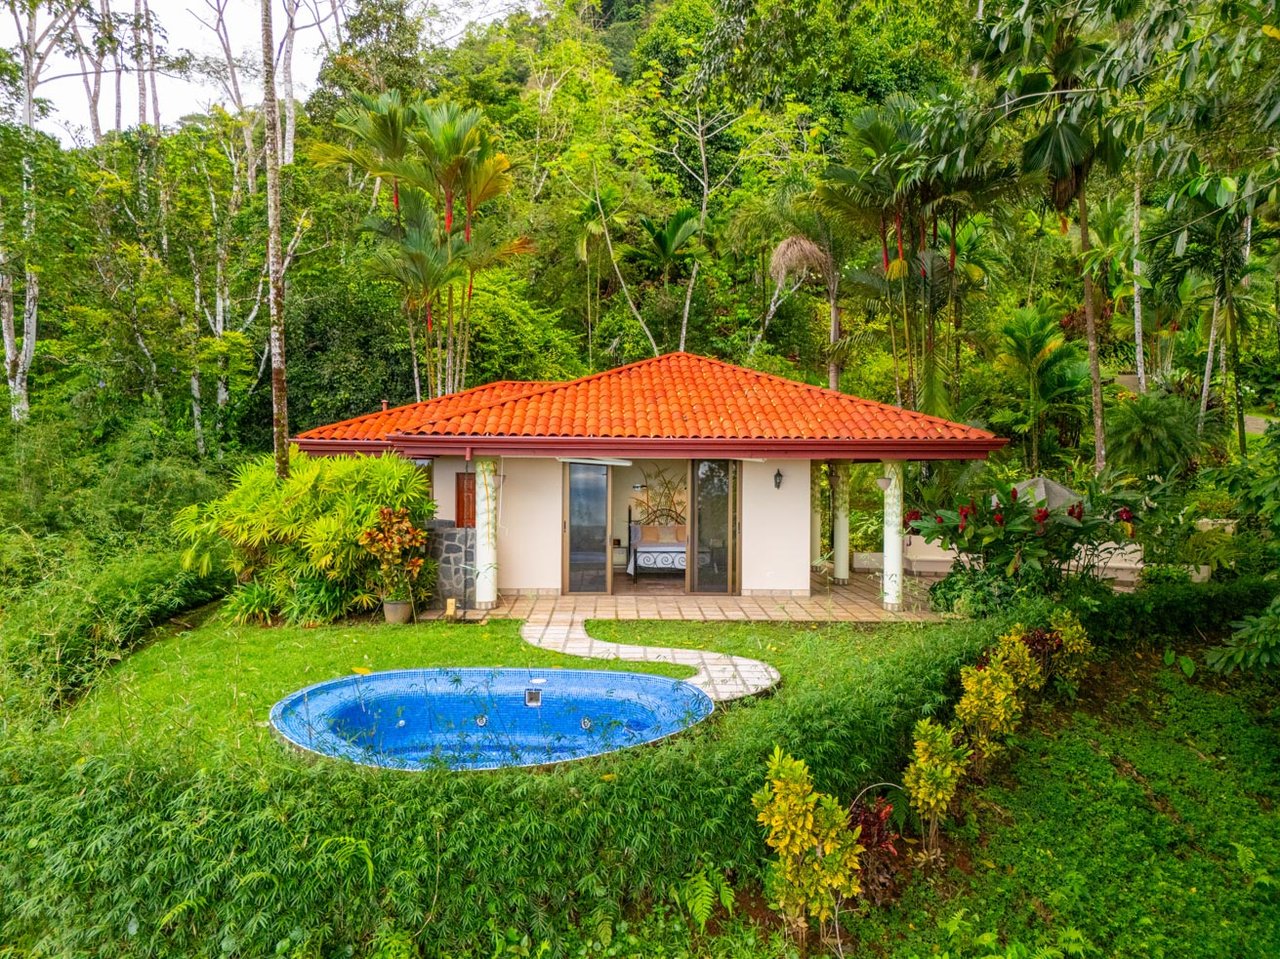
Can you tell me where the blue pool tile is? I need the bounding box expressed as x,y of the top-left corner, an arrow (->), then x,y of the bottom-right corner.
269,668 -> 715,771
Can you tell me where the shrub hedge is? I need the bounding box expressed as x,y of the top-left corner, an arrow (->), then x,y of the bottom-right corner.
0,619 -> 996,958
1064,575 -> 1279,648
0,548 -> 230,710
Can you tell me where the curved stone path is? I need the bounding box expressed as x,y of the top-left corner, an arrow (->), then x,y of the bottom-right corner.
519,616 -> 781,702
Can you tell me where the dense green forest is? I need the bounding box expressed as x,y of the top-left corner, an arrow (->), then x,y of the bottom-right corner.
1,0 -> 1278,671
3,0 -> 1277,451
2,3 -> 1280,957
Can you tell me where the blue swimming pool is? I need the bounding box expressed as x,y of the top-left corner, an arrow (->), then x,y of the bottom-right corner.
269,668 -> 714,770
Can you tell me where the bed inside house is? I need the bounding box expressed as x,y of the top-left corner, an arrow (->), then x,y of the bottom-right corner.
627,522 -> 689,577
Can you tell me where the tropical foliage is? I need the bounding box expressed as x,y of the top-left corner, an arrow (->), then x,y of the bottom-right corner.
174,451 -> 435,624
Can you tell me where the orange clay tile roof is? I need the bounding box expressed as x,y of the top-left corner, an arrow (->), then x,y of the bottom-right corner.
294,354 -> 1005,459
295,380 -> 549,443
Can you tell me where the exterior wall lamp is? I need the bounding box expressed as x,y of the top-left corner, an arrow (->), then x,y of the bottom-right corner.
875,476 -> 892,491
774,468 -> 784,489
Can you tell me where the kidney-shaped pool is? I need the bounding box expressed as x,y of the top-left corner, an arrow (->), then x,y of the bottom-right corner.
269,667 -> 715,771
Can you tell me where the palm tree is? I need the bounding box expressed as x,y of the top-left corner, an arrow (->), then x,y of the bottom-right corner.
364,188 -> 464,400
316,95 -> 524,398
937,213 -> 1005,398
635,208 -> 701,288
401,101 -> 485,237
818,98 -> 921,395
1146,178 -> 1277,456
979,0 -> 1131,473
311,90 -> 416,214
996,307 -> 1086,472
1106,391 -> 1205,478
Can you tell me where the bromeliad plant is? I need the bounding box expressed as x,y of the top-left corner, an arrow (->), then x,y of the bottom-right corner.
360,508 -> 428,603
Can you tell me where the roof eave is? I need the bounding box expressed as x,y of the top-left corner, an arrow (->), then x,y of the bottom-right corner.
294,438 -> 396,456
379,434 -> 1007,461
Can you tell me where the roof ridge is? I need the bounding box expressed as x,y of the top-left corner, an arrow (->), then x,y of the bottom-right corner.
716,358 -> 983,430
390,353 -> 697,437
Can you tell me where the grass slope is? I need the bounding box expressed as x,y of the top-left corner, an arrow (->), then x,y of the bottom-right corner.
57,608 -> 692,756
847,652 -> 1280,958
558,650 -> 1280,958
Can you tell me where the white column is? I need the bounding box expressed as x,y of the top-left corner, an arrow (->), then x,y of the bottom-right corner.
474,457 -> 499,609
882,460 -> 904,611
810,462 -> 823,567
832,461 -> 850,585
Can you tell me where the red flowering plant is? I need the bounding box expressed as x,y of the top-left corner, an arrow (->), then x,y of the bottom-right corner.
359,507 -> 429,602
908,480 -> 1116,580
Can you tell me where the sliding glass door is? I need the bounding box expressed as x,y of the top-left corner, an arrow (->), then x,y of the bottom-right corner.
690,460 -> 739,594
563,463 -> 611,593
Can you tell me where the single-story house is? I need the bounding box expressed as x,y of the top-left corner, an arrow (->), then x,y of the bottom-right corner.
296,352 -> 1006,609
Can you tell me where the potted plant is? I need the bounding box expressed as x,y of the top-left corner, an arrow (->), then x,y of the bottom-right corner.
360,507 -> 428,624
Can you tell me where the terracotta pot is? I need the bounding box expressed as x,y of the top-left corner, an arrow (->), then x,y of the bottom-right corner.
382,600 -> 413,624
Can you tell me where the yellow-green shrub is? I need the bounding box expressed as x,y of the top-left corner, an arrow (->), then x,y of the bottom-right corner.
992,629 -> 1045,693
903,718 -> 970,855
752,746 -> 863,932
955,660 -> 1022,773
1050,608 -> 1093,686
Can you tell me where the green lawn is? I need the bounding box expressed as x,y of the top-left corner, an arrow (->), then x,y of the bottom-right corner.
30,609 -> 1280,957
61,610 -> 974,761
57,608 -> 695,757
588,618 -> 894,680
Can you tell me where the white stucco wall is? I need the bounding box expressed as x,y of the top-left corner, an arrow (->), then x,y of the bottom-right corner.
430,456 -> 466,521
740,459 -> 811,595
495,456 -> 563,593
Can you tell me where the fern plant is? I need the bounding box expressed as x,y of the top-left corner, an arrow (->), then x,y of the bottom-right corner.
669,866 -> 734,934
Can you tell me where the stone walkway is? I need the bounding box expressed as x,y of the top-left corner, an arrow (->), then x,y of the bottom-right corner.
519,616 -> 781,702
502,573 -> 936,702
491,572 -> 935,626
1245,413 -> 1275,436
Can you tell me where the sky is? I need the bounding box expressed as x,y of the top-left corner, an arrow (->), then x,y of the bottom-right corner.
0,0 -> 525,146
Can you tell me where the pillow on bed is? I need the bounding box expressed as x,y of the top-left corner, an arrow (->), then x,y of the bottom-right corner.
639,525 -> 662,544
657,526 -> 681,544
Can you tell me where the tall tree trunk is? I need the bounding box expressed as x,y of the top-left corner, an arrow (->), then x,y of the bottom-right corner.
406,307 -> 422,403
281,0 -> 299,164
1131,173 -> 1146,392
827,284 -> 841,390
143,0 -> 161,130
133,0 -> 146,126
261,0 -> 289,478
1226,293 -> 1247,457
1198,296 -> 1219,435
73,18 -> 105,143
1078,187 -> 1106,473
107,0 -> 122,134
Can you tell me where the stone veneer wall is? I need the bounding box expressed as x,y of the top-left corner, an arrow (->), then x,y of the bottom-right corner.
427,520 -> 475,609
